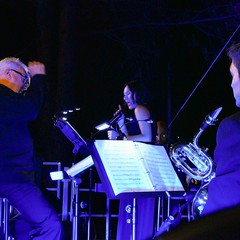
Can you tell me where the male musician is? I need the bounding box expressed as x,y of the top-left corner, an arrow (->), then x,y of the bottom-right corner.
154,42 -> 240,240
0,57 -> 63,239
201,42 -> 240,216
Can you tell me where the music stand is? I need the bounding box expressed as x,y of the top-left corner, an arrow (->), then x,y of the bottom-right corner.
53,115 -> 87,155
52,115 -> 92,240
87,139 -> 185,239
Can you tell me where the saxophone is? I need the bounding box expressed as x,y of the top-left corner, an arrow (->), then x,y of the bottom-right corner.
169,107 -> 222,181
169,107 -> 222,218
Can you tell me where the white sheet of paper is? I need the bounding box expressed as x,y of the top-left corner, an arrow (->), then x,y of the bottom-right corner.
93,140 -> 184,196
94,140 -> 153,195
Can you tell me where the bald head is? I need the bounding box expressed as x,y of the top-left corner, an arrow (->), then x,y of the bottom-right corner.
0,57 -> 31,93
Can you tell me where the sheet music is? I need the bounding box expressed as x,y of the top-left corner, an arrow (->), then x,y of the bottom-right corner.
135,142 -> 184,191
93,140 -> 185,197
94,140 -> 154,196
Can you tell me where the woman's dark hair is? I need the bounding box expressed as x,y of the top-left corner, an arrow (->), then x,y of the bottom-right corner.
124,80 -> 151,105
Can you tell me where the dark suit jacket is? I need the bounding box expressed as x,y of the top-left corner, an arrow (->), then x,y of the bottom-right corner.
202,111 -> 240,215
0,75 -> 45,183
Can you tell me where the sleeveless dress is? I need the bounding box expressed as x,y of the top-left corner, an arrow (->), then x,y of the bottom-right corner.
116,112 -> 157,240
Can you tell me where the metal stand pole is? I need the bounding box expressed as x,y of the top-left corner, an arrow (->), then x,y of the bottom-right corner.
71,177 -> 82,240
105,198 -> 111,240
131,198 -> 136,240
4,198 -> 9,240
87,167 -> 93,240
62,167 -> 70,222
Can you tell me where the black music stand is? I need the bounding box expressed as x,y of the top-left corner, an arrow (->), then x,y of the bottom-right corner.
87,139 -> 185,240
53,115 -> 92,240
53,114 -> 88,156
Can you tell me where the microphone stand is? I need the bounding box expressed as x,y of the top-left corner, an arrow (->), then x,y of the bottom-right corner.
70,152 -> 83,240
71,176 -> 82,240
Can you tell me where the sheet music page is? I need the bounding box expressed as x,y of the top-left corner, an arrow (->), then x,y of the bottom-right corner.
94,140 -> 154,196
135,142 -> 184,192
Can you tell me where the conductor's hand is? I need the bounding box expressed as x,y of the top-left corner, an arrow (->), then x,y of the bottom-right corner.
28,61 -> 46,77
108,130 -> 120,140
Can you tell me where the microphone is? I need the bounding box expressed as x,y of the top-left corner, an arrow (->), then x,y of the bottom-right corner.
109,110 -> 123,126
108,111 -> 152,126
200,107 -> 222,131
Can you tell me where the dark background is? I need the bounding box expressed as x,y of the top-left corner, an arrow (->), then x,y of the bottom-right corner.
1,0 -> 239,166
2,1 -> 240,239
